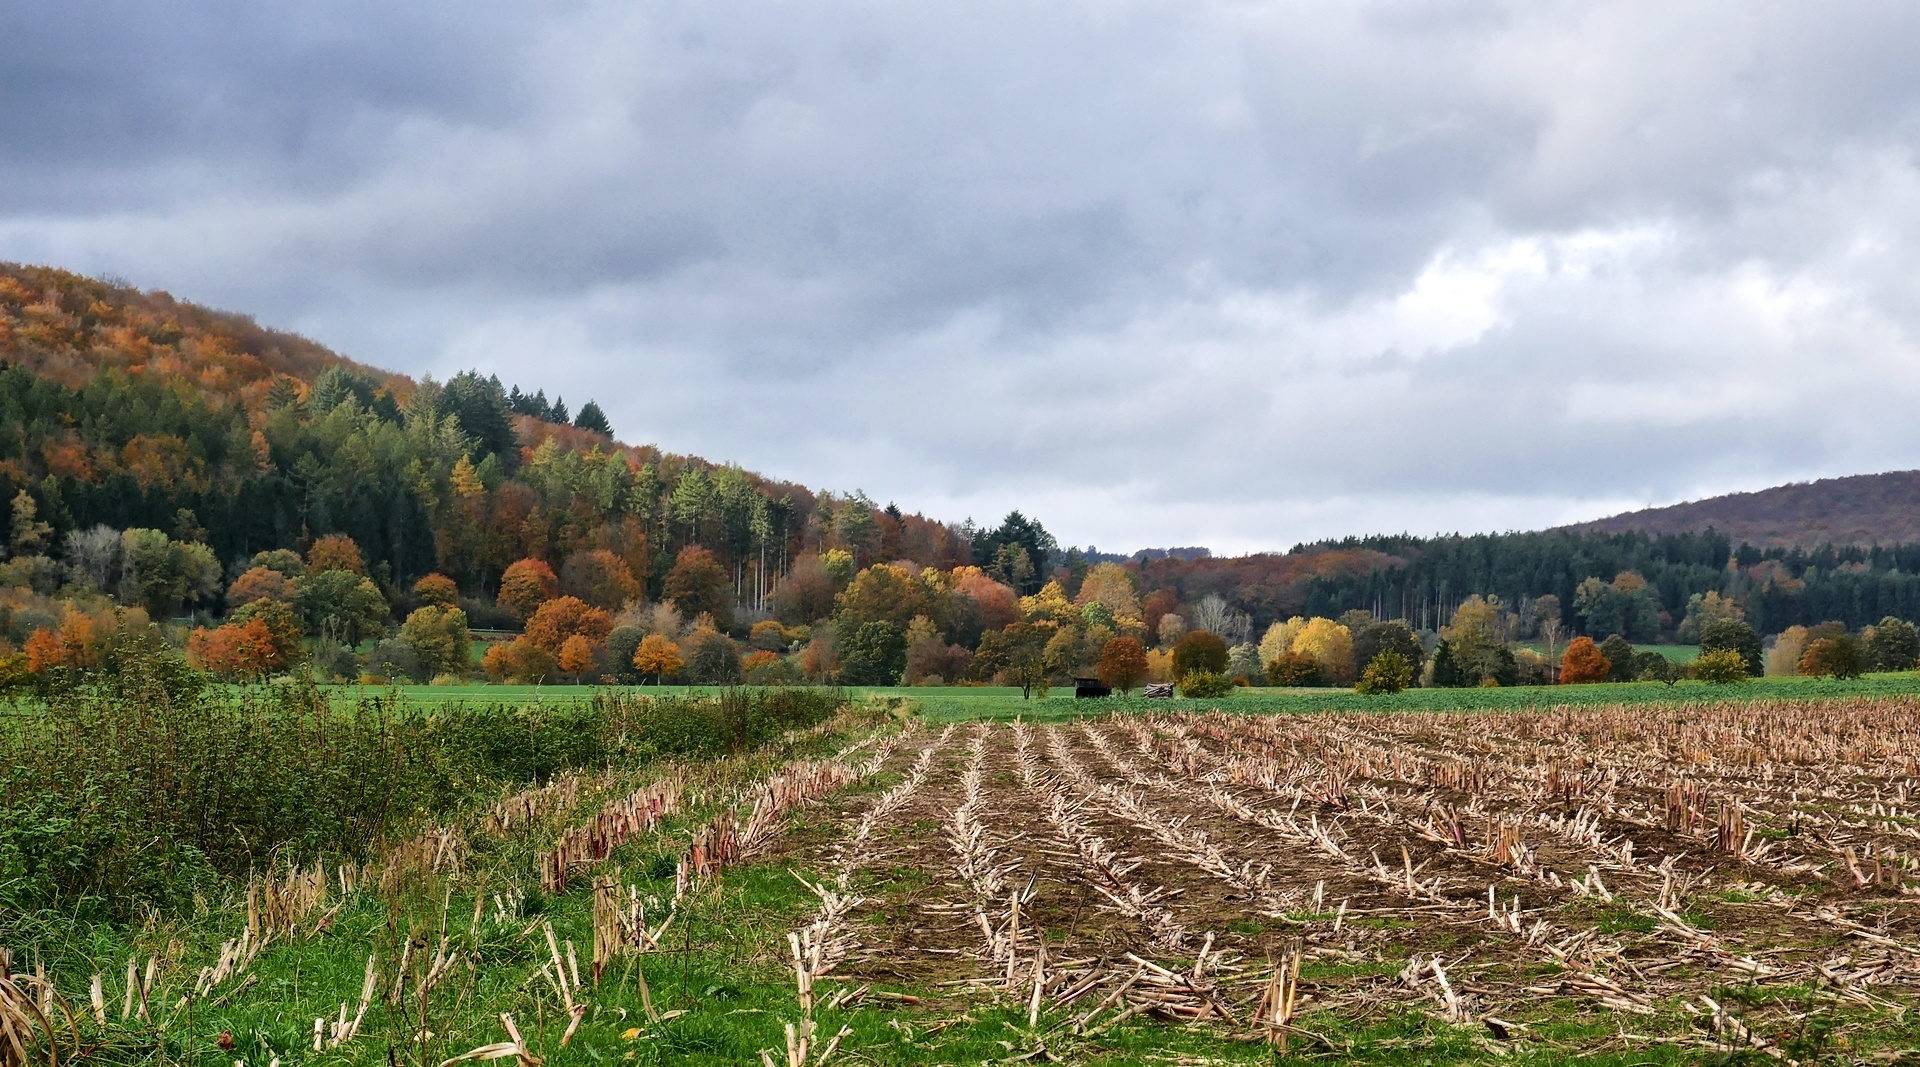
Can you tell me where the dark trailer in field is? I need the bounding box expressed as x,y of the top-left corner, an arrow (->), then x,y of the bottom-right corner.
1074,677 -> 1111,698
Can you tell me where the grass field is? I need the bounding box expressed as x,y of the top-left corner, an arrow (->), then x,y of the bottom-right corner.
13,676 -> 1920,1064
315,670 -> 1920,722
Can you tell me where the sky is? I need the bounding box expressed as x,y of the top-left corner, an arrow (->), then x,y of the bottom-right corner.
5,1 -> 1920,555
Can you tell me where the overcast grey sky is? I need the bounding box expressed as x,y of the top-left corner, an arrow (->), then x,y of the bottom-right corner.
5,1 -> 1920,553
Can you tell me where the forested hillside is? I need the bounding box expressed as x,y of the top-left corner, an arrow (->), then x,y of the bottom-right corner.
0,263 -> 962,606
1559,470 -> 1920,548
8,262 -> 1920,694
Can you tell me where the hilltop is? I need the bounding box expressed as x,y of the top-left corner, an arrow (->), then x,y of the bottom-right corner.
1558,470 -> 1920,548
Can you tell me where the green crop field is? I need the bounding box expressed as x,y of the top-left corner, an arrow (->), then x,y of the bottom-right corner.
313,670 -> 1920,721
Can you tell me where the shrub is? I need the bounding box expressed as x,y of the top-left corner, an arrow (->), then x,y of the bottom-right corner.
1635,650 -> 1682,685
1355,650 -> 1413,694
746,655 -> 803,686
1265,651 -> 1325,687
368,636 -> 424,682
0,661 -> 848,917
1177,669 -> 1234,698
1693,647 -> 1749,684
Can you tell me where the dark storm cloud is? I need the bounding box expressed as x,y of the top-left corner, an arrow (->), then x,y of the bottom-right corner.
6,1 -> 1920,551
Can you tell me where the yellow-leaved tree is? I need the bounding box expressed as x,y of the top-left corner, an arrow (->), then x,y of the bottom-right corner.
1291,617 -> 1355,684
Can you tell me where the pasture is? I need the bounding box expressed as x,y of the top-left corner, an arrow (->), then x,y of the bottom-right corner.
10,680 -> 1920,1064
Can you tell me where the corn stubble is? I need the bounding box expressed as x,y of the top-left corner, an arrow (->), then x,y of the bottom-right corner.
18,695 -> 1920,1062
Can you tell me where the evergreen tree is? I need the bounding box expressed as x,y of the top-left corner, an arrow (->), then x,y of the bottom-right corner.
440,371 -> 517,469
573,400 -> 612,436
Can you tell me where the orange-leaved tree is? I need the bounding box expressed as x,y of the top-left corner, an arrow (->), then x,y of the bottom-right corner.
228,566 -> 296,607
525,596 -> 612,653
631,634 -> 684,684
498,558 -> 560,620
558,634 -> 598,682
188,618 -> 283,678
1559,636 -> 1611,684
1098,636 -> 1148,695
307,533 -> 366,575
483,637 -> 557,683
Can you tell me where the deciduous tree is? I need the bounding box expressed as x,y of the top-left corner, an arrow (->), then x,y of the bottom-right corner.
1698,618 -> 1763,677
1799,635 -> 1865,679
1265,651 -> 1325,687
560,549 -> 639,610
228,566 -> 295,607
498,558 -> 559,619
525,596 -> 613,653
401,605 -> 471,678
1693,648 -> 1748,684
1559,637 -> 1611,684
307,533 -> 366,575
1598,634 -> 1636,683
1866,616 -> 1920,671
663,545 -> 732,630
1171,630 -> 1228,680
412,573 -> 460,611
558,634 -> 597,681
1097,636 -> 1148,696
631,634 -> 684,683
294,568 -> 390,645
1356,650 -> 1413,695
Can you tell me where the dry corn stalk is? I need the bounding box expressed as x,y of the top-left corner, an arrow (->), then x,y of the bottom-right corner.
1255,940 -> 1304,1048
0,954 -> 75,1067
538,778 -> 682,893
314,955 -> 377,1050
437,1013 -> 542,1067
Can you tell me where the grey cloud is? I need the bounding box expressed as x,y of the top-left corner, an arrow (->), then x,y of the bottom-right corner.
5,1 -> 1920,550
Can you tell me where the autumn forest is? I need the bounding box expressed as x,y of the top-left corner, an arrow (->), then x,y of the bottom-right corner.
5,262 -> 1920,694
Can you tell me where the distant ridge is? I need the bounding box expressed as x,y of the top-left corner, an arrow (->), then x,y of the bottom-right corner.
1559,470 -> 1920,548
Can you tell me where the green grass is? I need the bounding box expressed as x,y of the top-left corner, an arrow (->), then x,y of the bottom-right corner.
304,671 -> 1920,722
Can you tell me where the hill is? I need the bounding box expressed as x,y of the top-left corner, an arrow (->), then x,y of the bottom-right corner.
1558,470 -> 1920,548
0,262 -> 405,405
0,263 -> 968,614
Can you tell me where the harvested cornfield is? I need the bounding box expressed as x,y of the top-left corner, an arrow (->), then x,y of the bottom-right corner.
778,700 -> 1920,1059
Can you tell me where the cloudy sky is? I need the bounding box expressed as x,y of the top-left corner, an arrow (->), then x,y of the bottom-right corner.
5,1 -> 1920,554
